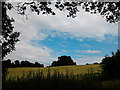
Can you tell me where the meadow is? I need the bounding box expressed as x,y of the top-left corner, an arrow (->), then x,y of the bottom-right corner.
3,65 -> 120,89
7,65 -> 100,78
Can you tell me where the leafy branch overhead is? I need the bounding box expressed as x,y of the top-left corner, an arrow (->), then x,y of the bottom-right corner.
8,1 -> 120,23
2,2 -> 20,59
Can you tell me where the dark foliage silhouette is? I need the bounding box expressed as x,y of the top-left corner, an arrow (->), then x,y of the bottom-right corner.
2,2 -> 20,80
51,56 -> 76,66
2,59 -> 11,79
2,2 -> 20,59
86,63 -> 90,65
2,59 -> 44,68
8,1 -> 120,23
101,50 -> 120,79
34,61 -> 44,67
14,60 -> 20,67
93,62 -> 99,65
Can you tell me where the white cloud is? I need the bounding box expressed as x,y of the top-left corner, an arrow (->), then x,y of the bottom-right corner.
80,44 -> 91,48
76,50 -> 102,54
8,2 -> 117,41
76,38 -> 84,42
5,7 -> 54,66
61,50 -> 68,53
5,32 -> 53,63
26,5 -> 117,41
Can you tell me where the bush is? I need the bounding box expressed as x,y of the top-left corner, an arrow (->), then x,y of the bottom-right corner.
101,50 -> 120,79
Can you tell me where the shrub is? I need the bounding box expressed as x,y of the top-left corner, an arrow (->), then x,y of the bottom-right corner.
101,50 -> 120,79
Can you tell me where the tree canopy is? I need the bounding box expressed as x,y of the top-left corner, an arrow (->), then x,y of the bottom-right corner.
51,55 -> 76,66
2,2 -> 20,59
7,1 -> 120,23
2,59 -> 44,68
2,2 -> 20,80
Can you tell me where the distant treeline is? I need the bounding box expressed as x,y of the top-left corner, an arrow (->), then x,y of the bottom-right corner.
86,62 -> 100,65
2,55 -> 77,68
2,59 -> 44,68
2,55 -> 100,68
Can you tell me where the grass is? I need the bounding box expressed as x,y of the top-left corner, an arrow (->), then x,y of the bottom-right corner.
7,65 -> 100,78
3,65 -> 120,89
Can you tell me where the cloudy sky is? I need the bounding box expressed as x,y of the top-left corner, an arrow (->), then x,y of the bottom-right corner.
5,2 -> 118,66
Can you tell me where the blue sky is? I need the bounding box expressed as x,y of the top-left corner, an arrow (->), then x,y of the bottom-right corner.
6,2 -> 118,66
31,29 -> 118,65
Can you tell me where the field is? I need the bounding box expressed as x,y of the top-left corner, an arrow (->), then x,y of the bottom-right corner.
3,65 -> 120,89
7,65 -> 100,78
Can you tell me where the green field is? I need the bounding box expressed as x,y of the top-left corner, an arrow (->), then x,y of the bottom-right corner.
4,64 -> 120,89
8,65 -> 100,78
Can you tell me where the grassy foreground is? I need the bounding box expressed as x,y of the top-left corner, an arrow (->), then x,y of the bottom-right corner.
3,65 -> 120,89
7,65 -> 100,78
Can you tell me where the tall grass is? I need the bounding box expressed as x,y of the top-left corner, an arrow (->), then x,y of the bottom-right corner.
7,65 -> 100,78
3,68 -> 120,89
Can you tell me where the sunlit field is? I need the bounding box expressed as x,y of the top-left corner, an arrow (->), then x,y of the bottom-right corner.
7,65 -> 100,78
3,64 -> 120,89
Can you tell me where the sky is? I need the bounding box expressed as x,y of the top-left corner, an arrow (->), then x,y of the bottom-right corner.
5,2 -> 118,66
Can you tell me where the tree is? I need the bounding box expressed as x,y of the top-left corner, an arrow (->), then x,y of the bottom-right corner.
11,62 -> 15,68
18,60 -> 44,67
9,1 -> 120,23
2,2 -> 20,59
101,50 -> 120,79
2,59 -> 12,79
51,61 -> 58,66
21,61 -> 25,67
6,59 -> 11,67
2,2 -> 20,80
93,62 -> 99,65
34,62 -> 44,67
14,60 -> 20,67
51,55 -> 76,66
86,63 -> 90,65
35,62 -> 40,66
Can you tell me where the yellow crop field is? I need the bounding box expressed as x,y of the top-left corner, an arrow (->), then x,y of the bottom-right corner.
8,65 -> 100,78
